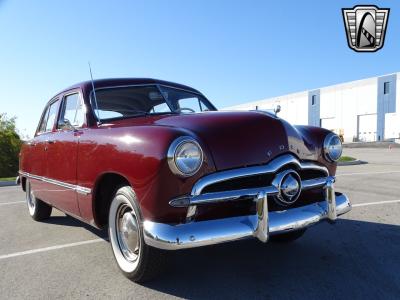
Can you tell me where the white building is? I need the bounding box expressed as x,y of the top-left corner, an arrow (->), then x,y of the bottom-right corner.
225,73 -> 400,143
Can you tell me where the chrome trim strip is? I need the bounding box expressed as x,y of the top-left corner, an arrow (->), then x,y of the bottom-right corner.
191,154 -> 328,196
144,193 -> 351,250
170,177 -> 328,208
18,171 -> 91,195
170,185 -> 279,207
302,177 -> 327,191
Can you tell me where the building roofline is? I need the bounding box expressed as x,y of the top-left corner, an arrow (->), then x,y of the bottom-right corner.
226,71 -> 399,109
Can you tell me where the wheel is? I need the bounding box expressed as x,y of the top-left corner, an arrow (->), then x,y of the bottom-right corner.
26,179 -> 52,221
270,229 -> 306,243
108,186 -> 166,282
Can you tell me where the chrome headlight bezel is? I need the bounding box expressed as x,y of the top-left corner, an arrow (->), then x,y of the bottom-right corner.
323,133 -> 343,162
167,136 -> 203,177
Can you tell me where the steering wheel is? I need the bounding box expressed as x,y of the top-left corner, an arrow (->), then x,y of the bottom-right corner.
179,107 -> 196,113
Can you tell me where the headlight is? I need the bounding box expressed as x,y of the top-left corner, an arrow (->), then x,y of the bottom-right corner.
168,137 -> 203,176
323,133 -> 342,162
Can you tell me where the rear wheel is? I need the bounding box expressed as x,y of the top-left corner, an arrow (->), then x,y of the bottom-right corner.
270,229 -> 306,243
108,186 -> 166,282
26,179 -> 52,221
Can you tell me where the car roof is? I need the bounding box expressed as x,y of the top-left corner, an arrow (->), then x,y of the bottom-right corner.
60,78 -> 202,95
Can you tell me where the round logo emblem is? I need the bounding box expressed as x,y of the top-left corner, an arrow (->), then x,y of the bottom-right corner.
272,170 -> 301,205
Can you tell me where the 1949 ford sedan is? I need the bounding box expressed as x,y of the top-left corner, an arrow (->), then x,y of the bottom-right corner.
19,78 -> 351,282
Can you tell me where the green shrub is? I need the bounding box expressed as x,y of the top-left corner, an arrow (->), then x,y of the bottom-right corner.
338,156 -> 356,162
0,114 -> 22,177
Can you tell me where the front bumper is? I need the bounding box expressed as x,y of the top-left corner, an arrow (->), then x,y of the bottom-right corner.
143,186 -> 351,250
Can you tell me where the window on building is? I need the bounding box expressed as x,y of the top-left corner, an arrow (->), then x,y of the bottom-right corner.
311,95 -> 317,105
384,82 -> 390,94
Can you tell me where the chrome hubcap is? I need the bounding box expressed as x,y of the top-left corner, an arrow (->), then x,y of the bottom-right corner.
27,183 -> 36,210
116,206 -> 140,262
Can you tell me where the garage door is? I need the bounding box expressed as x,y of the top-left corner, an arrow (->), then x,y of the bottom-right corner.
320,118 -> 336,131
358,114 -> 377,142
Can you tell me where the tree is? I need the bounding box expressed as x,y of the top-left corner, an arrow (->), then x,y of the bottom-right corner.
0,114 -> 22,177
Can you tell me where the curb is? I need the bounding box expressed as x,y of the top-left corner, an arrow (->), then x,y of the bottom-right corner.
343,142 -> 400,149
0,181 -> 17,187
338,160 -> 368,166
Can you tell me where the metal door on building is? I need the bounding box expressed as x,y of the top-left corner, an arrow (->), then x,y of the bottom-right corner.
357,114 -> 377,142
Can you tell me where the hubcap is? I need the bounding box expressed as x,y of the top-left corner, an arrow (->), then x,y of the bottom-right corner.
26,183 -> 36,211
116,206 -> 140,262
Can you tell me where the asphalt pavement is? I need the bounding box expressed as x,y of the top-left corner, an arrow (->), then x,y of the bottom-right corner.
0,148 -> 399,299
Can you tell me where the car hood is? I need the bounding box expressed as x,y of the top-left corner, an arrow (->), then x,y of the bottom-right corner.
152,111 -> 318,170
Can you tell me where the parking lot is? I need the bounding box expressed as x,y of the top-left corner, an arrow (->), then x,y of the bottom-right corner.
0,148 -> 399,299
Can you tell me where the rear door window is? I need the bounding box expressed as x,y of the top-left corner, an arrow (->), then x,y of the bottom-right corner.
37,99 -> 60,134
38,106 -> 50,133
45,101 -> 60,132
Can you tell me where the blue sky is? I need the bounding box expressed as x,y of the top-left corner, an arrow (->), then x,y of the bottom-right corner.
0,0 -> 399,138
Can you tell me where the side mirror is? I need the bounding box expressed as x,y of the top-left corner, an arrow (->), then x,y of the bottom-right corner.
274,105 -> 281,115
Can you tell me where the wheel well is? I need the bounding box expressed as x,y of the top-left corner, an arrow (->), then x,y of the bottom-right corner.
93,173 -> 130,228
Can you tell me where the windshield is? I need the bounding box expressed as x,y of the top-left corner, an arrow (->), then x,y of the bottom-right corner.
91,85 -> 215,121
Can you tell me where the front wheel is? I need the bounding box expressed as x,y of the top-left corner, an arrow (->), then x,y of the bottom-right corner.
269,229 -> 306,243
108,186 -> 166,282
26,179 -> 52,221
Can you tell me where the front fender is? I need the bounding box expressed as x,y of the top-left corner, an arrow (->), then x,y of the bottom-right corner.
77,125 -> 216,224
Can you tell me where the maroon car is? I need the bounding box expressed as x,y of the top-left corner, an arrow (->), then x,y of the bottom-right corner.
19,78 -> 351,281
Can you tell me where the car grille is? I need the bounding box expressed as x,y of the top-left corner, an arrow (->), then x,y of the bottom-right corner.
193,156 -> 329,220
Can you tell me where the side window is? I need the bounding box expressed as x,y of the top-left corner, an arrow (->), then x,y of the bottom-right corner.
59,93 -> 85,129
38,106 -> 50,133
152,102 -> 171,113
178,97 -> 204,113
45,101 -> 60,132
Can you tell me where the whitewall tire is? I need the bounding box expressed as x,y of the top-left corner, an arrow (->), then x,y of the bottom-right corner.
25,179 -> 52,221
108,186 -> 166,282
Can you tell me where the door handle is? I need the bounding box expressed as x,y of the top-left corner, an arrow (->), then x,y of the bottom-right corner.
46,140 -> 56,144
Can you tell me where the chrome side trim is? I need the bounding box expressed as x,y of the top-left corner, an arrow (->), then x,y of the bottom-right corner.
143,193 -> 351,250
191,154 -> 328,196
19,171 -> 91,195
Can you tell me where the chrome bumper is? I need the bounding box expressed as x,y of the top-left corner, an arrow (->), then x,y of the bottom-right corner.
143,189 -> 351,250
